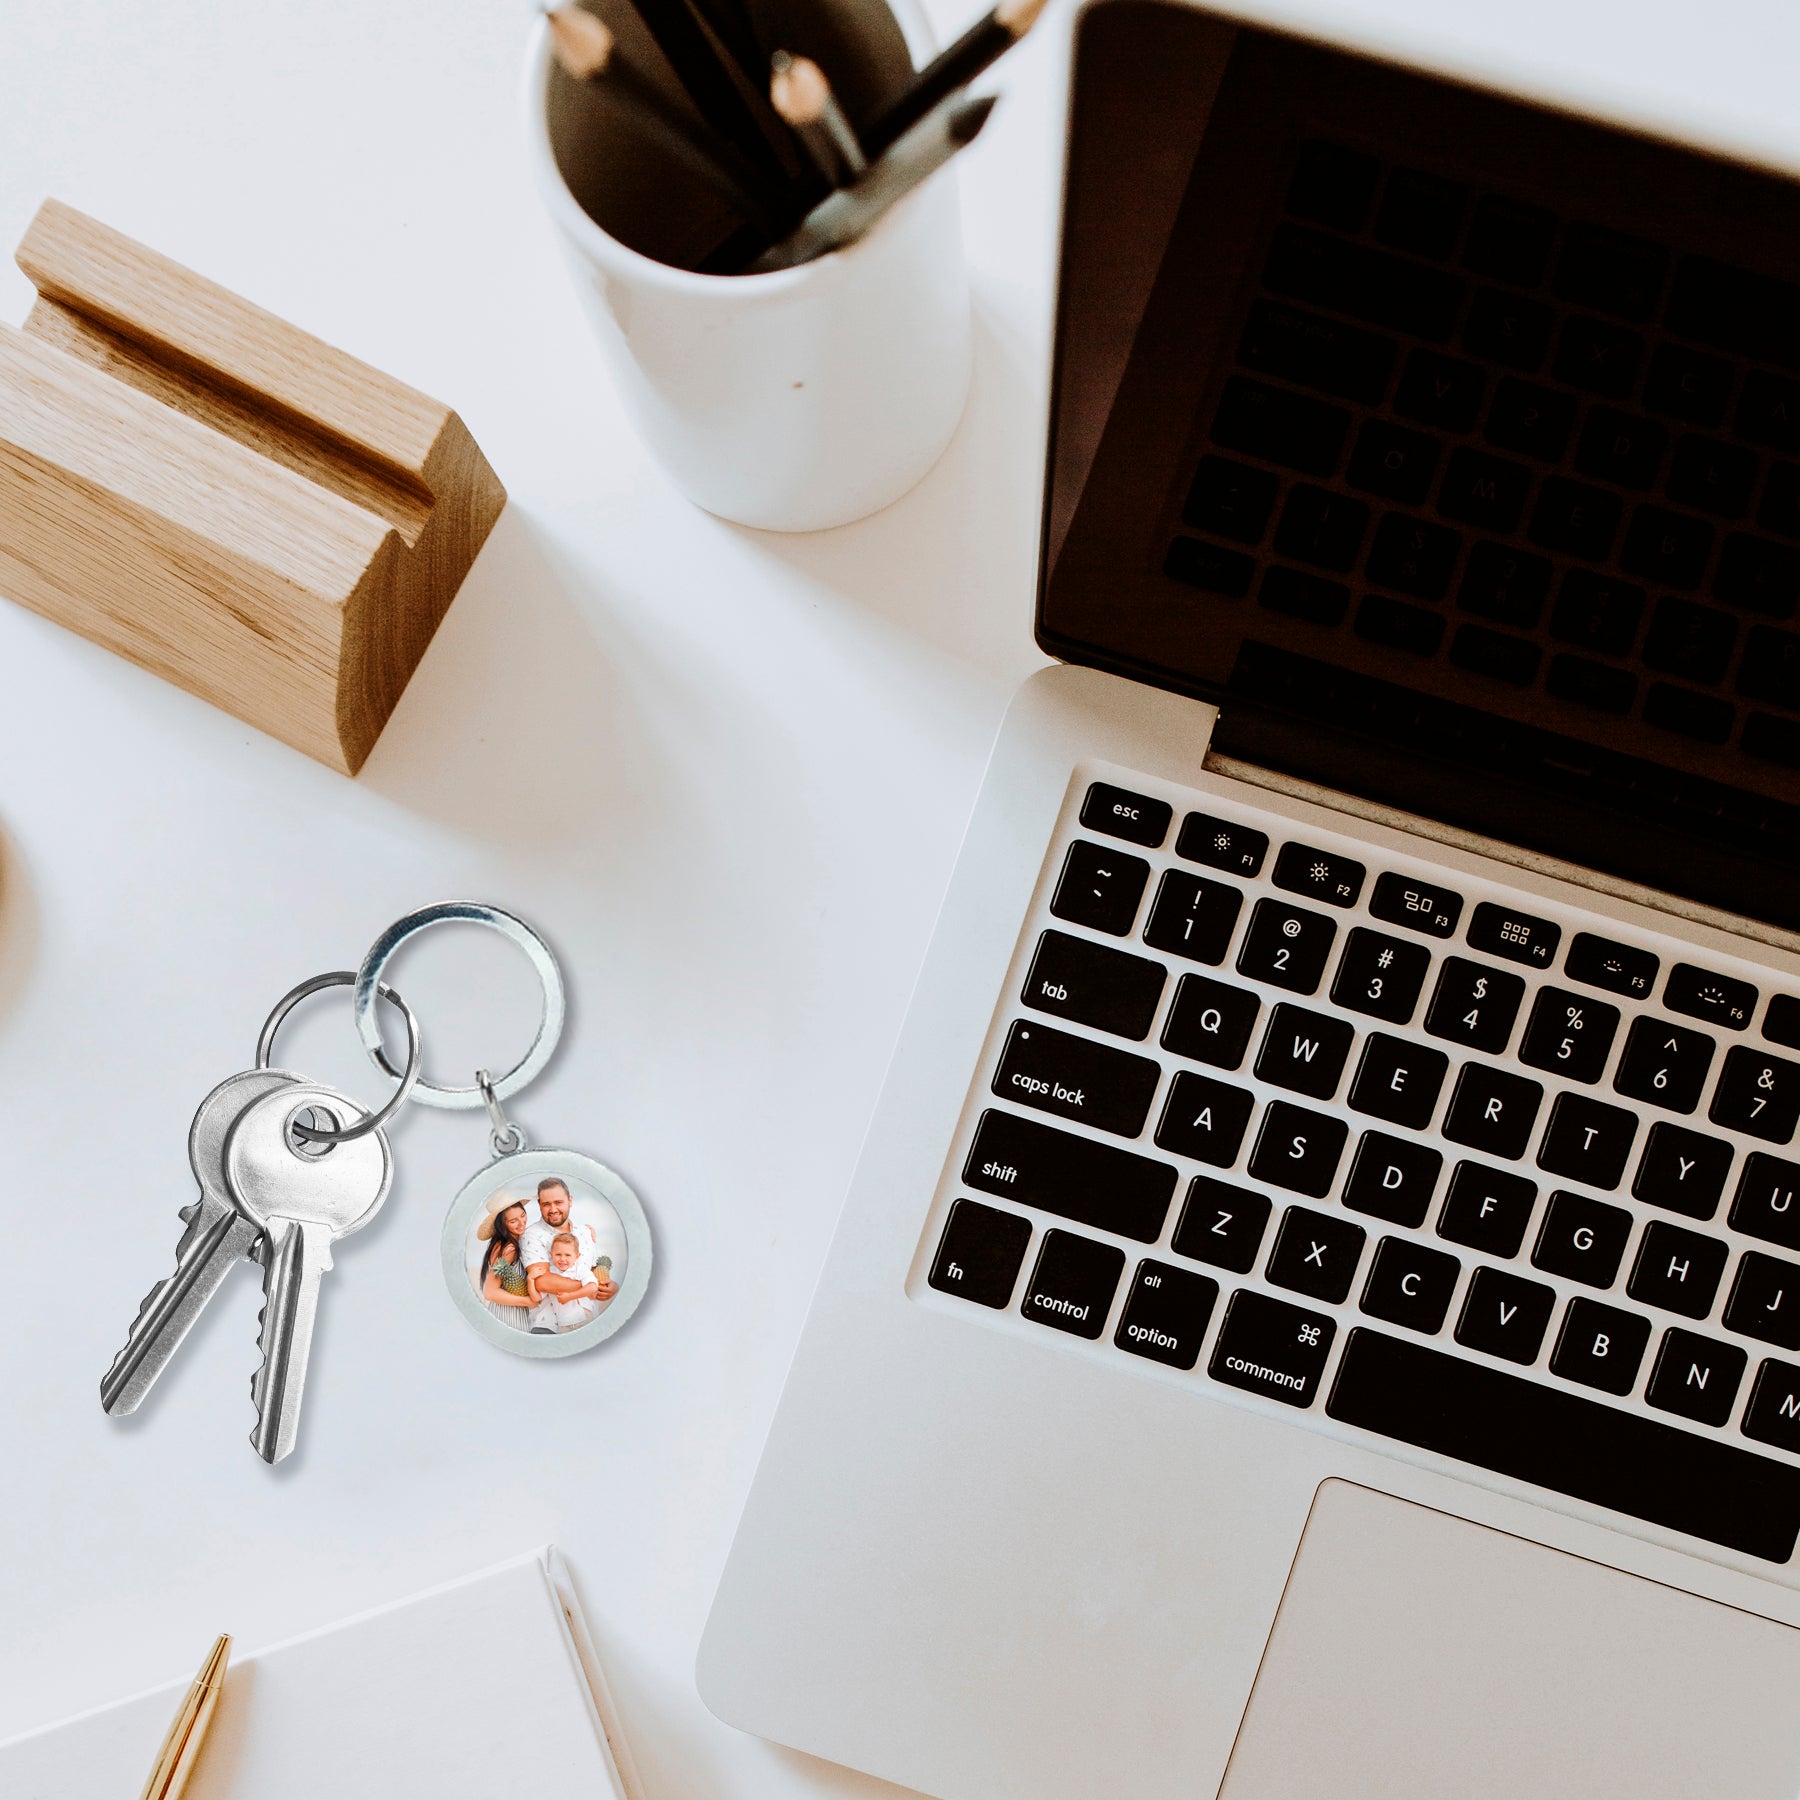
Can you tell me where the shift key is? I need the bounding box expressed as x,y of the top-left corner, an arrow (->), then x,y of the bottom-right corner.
993,1020 -> 1162,1137
1023,929 -> 1167,1040
964,1110 -> 1178,1242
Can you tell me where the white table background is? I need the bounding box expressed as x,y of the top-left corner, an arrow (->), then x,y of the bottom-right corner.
12,1 -> 1800,1795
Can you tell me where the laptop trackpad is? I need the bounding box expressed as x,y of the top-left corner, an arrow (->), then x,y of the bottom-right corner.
1219,1480 -> 1800,1800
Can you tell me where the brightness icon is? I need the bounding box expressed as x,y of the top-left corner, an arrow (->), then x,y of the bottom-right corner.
1310,860 -> 1329,881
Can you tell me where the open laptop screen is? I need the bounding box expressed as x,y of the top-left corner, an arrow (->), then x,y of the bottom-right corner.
1039,0 -> 1800,931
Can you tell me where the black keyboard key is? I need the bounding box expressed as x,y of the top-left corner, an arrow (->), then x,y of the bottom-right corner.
1164,538 -> 1256,596
1642,597 -> 1736,684
1255,1003 -> 1355,1099
1547,654 -> 1637,716
1437,1160 -> 1538,1257
1532,1190 -> 1633,1287
1021,1229 -> 1125,1340
1766,994 -> 1800,1050
1080,782 -> 1172,848
1360,1235 -> 1461,1334
1347,419 -> 1441,504
1274,484 -> 1370,573
1724,1251 -> 1800,1352
993,1021 -> 1162,1138
1711,1046 -> 1800,1143
1667,255 -> 1800,368
1267,1204 -> 1367,1304
1237,299 -> 1397,405
1272,841 -> 1365,908
1462,195 -> 1554,287
1549,569 -> 1644,657
1633,1122 -> 1735,1220
1363,513 -> 1461,601
1211,376 -> 1349,477
1161,974 -> 1261,1070
1142,870 -> 1243,966
1248,1100 -> 1348,1198
1485,377 -> 1575,460
1613,1016 -> 1716,1114
1450,623 -> 1540,685
1374,167 -> 1467,260
1342,1130 -> 1443,1227
1644,683 -> 1735,745
1327,1327 -> 1800,1561
1456,1266 -> 1556,1363
1730,1153 -> 1800,1252
1457,541 -> 1551,628
1265,223 -> 1465,342
1628,1220 -> 1729,1318
963,1110 -> 1178,1242
1050,840 -> 1148,937
1551,1297 -> 1652,1394
1519,986 -> 1620,1084
929,1199 -> 1030,1308
1425,956 -> 1526,1053
1260,564 -> 1349,626
1348,1032 -> 1449,1129
1331,927 -> 1430,1025
1237,898 -> 1336,993
1462,287 -> 1552,371
1181,456 -> 1279,543
1467,901 -> 1562,971
1646,1327 -> 1746,1427
1665,961 -> 1757,1031
1530,477 -> 1622,562
1172,1176 -> 1271,1273
1442,1063 -> 1543,1160
1209,1288 -> 1336,1407
1565,931 -> 1658,1001
1177,811 -> 1267,877
1395,347 -> 1485,432
1760,463 -> 1800,540
1621,504 -> 1714,589
1023,931 -> 1167,1040
1536,1092 -> 1638,1190
1369,871 -> 1463,939
1437,447 -> 1531,532
1286,140 -> 1379,233
1153,1070 -> 1256,1166
1553,225 -> 1666,322
1744,1358 -> 1800,1453
1736,369 -> 1800,452
1667,433 -> 1758,519
1355,595 -> 1445,656
1114,1259 -> 1219,1369
1646,343 -> 1733,427
1715,532 -> 1800,617
1553,314 -> 1643,399
1737,622 -> 1800,709
1573,406 -> 1666,490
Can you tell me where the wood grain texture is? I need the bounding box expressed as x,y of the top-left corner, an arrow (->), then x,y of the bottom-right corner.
0,200 -> 506,773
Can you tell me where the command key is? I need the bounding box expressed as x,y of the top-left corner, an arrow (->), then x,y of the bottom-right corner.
1207,1288 -> 1336,1407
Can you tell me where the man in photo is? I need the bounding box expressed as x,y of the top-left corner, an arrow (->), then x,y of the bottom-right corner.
521,1177 -> 619,1333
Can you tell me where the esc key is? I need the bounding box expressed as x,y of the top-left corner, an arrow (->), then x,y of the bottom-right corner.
1081,782 -> 1173,848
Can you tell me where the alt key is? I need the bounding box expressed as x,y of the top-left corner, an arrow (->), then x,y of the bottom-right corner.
1115,1259 -> 1220,1369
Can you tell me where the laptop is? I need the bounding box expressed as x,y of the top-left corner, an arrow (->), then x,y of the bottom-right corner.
698,3 -> 1800,1794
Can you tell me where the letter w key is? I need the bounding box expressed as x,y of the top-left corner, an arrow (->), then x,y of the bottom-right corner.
1256,1005 -> 1355,1100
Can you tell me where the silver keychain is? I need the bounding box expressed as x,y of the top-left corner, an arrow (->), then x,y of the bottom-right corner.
351,902 -> 653,1360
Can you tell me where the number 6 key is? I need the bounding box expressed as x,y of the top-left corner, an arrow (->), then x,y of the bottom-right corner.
223,1083 -> 392,1464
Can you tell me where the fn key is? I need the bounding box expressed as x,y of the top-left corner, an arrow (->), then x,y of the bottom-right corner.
930,1199 -> 1030,1309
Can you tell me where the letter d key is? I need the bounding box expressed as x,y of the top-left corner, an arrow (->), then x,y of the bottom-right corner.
224,1084 -> 391,1464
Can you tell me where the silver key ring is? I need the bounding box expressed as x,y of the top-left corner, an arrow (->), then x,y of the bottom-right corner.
256,972 -> 422,1143
351,902 -> 565,1110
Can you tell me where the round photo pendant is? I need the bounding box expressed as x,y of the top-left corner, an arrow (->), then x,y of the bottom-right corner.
442,1147 -> 652,1358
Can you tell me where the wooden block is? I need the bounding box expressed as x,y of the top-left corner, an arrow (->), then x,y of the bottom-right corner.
0,199 -> 506,773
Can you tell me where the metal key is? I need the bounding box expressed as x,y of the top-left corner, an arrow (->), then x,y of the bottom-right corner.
100,1068 -> 306,1416
223,1083 -> 392,1464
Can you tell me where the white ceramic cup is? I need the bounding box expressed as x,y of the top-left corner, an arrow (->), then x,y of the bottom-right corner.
524,14 -> 972,532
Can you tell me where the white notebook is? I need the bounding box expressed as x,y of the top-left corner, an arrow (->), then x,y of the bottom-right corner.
0,1549 -> 641,1799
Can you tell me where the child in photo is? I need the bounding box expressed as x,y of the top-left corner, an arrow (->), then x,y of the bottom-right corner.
528,1231 -> 604,1333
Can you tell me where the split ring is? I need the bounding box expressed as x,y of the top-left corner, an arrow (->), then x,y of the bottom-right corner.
255,971 -> 421,1142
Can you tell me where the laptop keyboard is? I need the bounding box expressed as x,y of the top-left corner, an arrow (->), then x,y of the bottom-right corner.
919,774 -> 1800,1564
1162,139 -> 1800,796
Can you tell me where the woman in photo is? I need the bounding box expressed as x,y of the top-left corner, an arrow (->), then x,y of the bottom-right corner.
477,1199 -> 534,1331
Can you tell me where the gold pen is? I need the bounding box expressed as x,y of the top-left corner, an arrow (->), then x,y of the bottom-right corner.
139,1634 -> 230,1800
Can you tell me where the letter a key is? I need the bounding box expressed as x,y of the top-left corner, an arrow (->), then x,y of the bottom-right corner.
100,1068 -> 306,1416
224,1083 -> 392,1464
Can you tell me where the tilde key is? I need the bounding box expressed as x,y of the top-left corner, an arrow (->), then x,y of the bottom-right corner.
100,1068 -> 306,1417
224,1083 -> 392,1464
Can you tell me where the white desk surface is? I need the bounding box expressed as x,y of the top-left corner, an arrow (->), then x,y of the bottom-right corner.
7,3 -> 1800,1797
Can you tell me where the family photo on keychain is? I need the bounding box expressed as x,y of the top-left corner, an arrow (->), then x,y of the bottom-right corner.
470,1173 -> 628,1337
